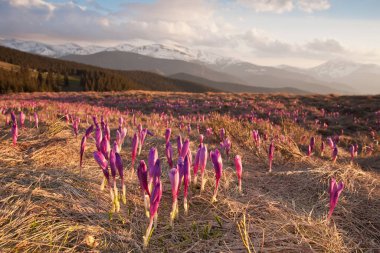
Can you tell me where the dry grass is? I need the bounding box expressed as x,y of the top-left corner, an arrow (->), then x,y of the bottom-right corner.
0,91 -> 379,252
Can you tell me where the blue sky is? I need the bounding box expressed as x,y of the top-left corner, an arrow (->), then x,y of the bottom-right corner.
1,0 -> 379,67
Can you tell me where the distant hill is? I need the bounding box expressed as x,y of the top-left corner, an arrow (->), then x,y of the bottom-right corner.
170,73 -> 310,94
0,46 -> 216,93
61,51 -> 245,84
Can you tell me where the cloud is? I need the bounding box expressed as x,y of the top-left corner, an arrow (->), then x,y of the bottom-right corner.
305,39 -> 346,53
236,0 -> 293,14
297,0 -> 330,13
9,0 -> 55,11
242,29 -> 293,55
235,0 -> 330,13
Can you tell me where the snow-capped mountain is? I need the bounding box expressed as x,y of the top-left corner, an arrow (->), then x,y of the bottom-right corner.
0,39 -> 106,57
1,38 -> 378,94
0,38 -> 236,65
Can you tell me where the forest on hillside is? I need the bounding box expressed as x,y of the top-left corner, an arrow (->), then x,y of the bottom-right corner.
0,46 -> 214,93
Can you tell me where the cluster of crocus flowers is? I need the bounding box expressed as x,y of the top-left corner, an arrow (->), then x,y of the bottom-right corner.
328,178 -> 344,220
252,130 -> 260,147
221,137 -> 231,158
234,155 -> 243,193
210,149 -> 223,203
268,141 -> 275,172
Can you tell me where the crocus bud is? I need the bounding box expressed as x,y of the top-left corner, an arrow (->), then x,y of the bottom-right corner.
34,112 -> 39,128
148,147 -> 158,178
137,160 -> 150,196
131,133 -> 139,168
177,135 -> 182,156
199,144 -> 208,191
349,144 -> 355,164
210,149 -> 223,202
93,151 -> 109,183
165,128 -> 171,144
234,155 -> 242,193
332,146 -> 338,163
180,139 -> 190,159
169,167 -> 179,226
11,123 -> 18,145
328,178 -> 344,220
268,141 -> 275,172
165,142 -> 173,167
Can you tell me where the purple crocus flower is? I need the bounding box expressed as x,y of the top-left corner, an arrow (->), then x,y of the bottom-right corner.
95,125 -> 102,151
321,141 -> 325,157
79,125 -> 94,172
234,155 -> 243,193
180,139 -> 190,159
115,152 -> 126,204
165,128 -> 171,144
94,151 -> 109,180
268,141 -> 275,172
11,122 -> 18,146
20,111 -> 25,128
183,155 -> 191,214
220,128 -> 225,141
199,134 -> 204,146
169,167 -> 180,227
310,137 -> 315,152
199,144 -> 208,192
137,160 -> 150,196
328,178 -> 344,220
193,147 -> 201,184
148,147 -> 158,182
177,135 -> 182,156
100,136 -> 110,160
210,149 -> 223,202
131,133 -> 139,169
327,137 -> 334,149
349,144 -> 355,164
143,180 -> 163,248
165,142 -> 173,168
332,146 -> 338,163
34,112 -> 39,128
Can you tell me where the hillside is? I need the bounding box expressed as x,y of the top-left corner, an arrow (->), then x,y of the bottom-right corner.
170,72 -> 310,94
0,46 -> 215,93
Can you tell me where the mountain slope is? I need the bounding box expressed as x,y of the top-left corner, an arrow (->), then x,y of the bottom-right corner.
0,45 -> 216,93
61,51 -> 245,84
207,61 -> 352,94
170,73 -> 310,94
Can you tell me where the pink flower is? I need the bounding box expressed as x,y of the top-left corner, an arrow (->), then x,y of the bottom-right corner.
328,178 -> 344,220
165,128 -> 171,144
199,145 -> 208,191
234,155 -> 242,193
137,160 -> 150,196
268,141 -> 275,172
165,142 -> 173,168
210,149 -> 223,202
169,167 -> 180,226
131,133 -> 139,168
177,135 -> 182,156
93,151 -> 109,183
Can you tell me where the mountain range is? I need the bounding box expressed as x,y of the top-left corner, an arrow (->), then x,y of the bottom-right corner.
1,38 -> 379,94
